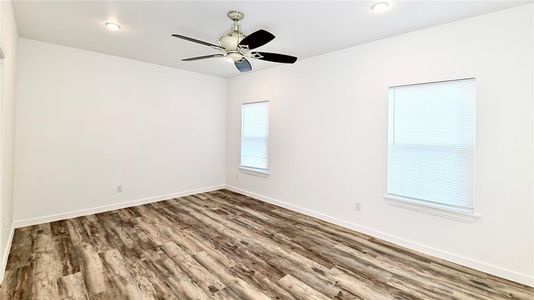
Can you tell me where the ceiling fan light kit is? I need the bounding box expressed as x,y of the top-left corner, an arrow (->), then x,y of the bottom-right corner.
172,11 -> 297,73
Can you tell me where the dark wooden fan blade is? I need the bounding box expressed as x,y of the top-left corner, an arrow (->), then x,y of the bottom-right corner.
172,34 -> 224,49
235,58 -> 252,72
254,52 -> 297,64
239,29 -> 275,50
182,54 -> 224,61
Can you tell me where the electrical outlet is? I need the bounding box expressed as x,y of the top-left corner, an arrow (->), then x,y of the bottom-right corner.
354,202 -> 362,212
235,174 -> 238,181
116,185 -> 123,193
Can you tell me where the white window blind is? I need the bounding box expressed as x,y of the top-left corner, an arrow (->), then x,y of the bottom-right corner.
241,101 -> 269,170
387,78 -> 475,210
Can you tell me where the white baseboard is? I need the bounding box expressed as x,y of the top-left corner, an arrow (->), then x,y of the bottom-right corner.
0,223 -> 15,283
13,185 -> 225,228
224,185 -> 534,288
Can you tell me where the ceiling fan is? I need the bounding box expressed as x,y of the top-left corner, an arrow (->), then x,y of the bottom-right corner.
172,11 -> 297,73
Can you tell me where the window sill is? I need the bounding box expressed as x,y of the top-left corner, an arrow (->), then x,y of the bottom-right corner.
239,167 -> 270,177
384,194 -> 480,222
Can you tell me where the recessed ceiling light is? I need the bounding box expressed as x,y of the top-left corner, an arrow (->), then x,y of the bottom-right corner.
371,2 -> 390,13
104,21 -> 121,32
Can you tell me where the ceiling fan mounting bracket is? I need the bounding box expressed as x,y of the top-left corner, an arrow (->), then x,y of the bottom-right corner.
251,52 -> 263,59
227,11 -> 244,22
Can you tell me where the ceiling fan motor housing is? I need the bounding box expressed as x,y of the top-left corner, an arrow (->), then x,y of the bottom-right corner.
219,33 -> 245,52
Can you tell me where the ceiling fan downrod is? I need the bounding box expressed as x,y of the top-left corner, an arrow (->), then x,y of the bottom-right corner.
228,11 -> 244,33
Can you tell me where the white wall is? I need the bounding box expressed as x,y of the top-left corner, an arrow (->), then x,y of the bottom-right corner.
226,5 -> 534,286
14,38 -> 226,223
0,0 -> 18,281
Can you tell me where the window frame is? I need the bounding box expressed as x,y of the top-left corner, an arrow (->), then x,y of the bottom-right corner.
239,100 -> 270,176
384,78 -> 480,222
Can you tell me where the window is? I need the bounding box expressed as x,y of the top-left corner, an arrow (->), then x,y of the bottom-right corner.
241,101 -> 269,173
386,78 -> 476,218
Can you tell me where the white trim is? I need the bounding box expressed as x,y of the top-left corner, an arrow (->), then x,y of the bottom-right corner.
13,185 -> 225,228
384,194 -> 480,222
239,166 -> 270,177
0,45 -> 8,284
225,185 -> 534,288
0,223 -> 14,283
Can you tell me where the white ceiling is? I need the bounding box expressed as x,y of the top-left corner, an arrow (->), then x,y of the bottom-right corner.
13,1 -> 529,78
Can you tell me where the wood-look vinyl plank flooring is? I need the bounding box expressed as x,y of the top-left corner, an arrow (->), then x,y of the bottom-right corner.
0,189 -> 532,299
